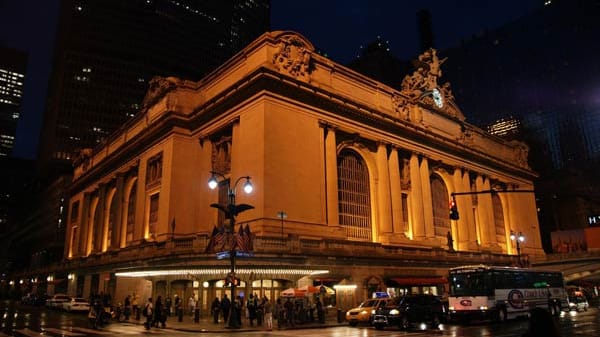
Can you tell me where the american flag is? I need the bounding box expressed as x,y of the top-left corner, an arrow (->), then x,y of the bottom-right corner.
235,224 -> 254,253
206,225 -> 226,253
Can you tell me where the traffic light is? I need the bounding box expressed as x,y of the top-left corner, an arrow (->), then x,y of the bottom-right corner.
449,198 -> 459,220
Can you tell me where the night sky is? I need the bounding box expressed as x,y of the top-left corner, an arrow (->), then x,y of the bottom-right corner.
0,0 -> 541,160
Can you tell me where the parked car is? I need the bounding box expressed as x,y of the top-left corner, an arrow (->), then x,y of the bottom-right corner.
45,294 -> 71,309
567,295 -> 589,312
62,297 -> 90,312
372,294 -> 446,330
345,298 -> 390,326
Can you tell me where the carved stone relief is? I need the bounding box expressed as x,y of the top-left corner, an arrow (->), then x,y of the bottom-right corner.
211,136 -> 232,174
272,35 -> 312,81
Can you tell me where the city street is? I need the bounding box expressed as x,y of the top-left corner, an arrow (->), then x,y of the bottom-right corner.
1,300 -> 599,337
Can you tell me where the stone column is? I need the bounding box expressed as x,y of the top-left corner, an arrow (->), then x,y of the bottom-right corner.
112,174 -> 124,250
419,156 -> 434,239
79,192 -> 91,257
452,168 -> 479,251
388,147 -> 403,234
409,153 -> 424,239
475,175 -> 496,248
376,142 -> 392,235
325,126 -> 339,226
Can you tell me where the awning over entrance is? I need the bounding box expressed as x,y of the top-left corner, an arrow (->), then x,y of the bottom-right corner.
388,277 -> 448,286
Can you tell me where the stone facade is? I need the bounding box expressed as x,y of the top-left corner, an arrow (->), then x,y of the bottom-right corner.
58,31 -> 542,311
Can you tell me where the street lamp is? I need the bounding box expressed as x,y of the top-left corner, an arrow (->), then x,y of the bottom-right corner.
276,211 -> 287,245
510,231 -> 525,266
208,171 -> 254,329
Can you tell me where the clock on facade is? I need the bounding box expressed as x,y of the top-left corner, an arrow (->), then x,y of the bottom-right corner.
432,88 -> 444,108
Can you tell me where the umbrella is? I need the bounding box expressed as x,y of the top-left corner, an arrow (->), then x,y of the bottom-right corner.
318,285 -> 335,295
297,285 -> 320,294
281,287 -> 305,297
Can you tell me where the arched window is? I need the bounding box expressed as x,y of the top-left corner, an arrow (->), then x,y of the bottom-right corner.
337,149 -> 372,241
492,194 -> 506,244
431,175 -> 450,239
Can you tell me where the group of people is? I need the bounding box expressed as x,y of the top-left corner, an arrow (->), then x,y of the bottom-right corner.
209,293 -> 326,330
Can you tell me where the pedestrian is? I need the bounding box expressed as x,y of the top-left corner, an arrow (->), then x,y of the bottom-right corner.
124,295 -> 131,321
221,294 -> 231,324
247,293 -> 257,326
211,297 -> 221,323
132,293 -> 140,320
165,296 -> 172,317
175,294 -> 183,322
153,296 -> 163,328
284,297 -> 295,326
264,296 -> 273,330
188,295 -> 196,316
143,298 -> 153,330
275,298 -> 283,329
521,307 -> 561,337
316,298 -> 324,323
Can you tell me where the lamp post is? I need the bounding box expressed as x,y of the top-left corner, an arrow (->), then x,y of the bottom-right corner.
208,171 -> 254,329
276,211 -> 287,245
510,231 -> 525,266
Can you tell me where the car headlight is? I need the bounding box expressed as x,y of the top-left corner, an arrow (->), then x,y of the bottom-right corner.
389,309 -> 400,315
371,309 -> 376,315
479,306 -> 488,310
361,310 -> 368,315
448,306 -> 455,311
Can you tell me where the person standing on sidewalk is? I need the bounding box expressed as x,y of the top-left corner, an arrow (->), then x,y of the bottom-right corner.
221,294 -> 231,324
188,295 -> 196,316
284,297 -> 295,327
211,297 -> 221,323
275,298 -> 284,329
143,298 -> 153,330
174,294 -> 183,322
133,294 -> 140,321
264,296 -> 273,330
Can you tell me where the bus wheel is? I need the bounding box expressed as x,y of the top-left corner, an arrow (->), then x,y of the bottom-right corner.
496,307 -> 507,323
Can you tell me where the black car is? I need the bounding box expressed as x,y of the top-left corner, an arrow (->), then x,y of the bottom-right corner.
372,294 -> 446,330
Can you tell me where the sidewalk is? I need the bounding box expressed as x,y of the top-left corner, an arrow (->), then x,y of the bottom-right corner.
126,311 -> 346,333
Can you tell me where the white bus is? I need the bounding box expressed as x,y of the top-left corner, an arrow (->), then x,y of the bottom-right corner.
448,265 -> 567,323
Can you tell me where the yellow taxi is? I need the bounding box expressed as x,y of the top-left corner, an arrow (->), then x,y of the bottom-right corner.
345,298 -> 390,326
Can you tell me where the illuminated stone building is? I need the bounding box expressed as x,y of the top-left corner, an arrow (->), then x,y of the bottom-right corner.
57,31 -> 541,311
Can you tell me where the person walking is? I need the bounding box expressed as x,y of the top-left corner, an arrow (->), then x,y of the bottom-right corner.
247,293 -> 257,326
211,297 -> 221,323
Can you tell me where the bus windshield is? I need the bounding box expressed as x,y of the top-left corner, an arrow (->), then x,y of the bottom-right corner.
449,271 -> 493,297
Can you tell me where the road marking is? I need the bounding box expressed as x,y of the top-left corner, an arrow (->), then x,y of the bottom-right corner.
43,328 -> 85,336
71,327 -> 114,335
14,329 -> 42,337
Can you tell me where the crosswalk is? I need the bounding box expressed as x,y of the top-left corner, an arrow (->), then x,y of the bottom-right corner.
11,325 -> 180,336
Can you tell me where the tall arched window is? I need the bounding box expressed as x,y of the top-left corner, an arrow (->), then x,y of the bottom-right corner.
492,194 -> 506,244
431,175 -> 450,239
338,149 -> 372,241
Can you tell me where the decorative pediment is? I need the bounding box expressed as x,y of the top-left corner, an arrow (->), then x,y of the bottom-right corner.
400,48 -> 465,121
510,140 -> 530,169
271,32 -> 314,81
141,76 -> 182,109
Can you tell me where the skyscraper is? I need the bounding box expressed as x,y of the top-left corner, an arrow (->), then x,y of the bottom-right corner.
38,0 -> 270,169
0,47 -> 27,157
